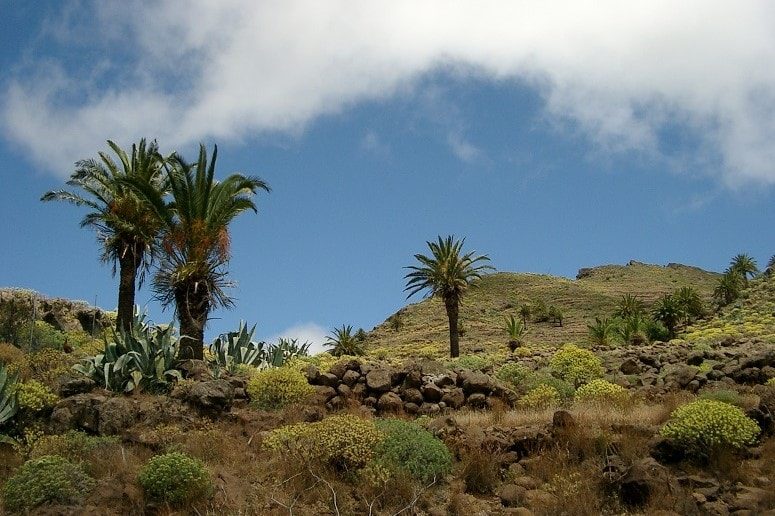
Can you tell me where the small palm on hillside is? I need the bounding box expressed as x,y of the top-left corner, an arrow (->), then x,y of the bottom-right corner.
614,294 -> 644,319
713,271 -> 742,307
41,139 -> 167,331
325,325 -> 365,356
729,254 -> 758,284
674,286 -> 704,323
587,317 -> 617,346
652,294 -> 683,338
405,236 -> 493,357
504,315 -> 526,351
766,255 -> 775,276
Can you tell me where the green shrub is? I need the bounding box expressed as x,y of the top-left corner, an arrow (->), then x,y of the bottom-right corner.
448,354 -> 494,372
16,380 -> 58,412
549,344 -> 604,386
265,414 -> 382,470
518,384 -> 560,409
645,319 -> 671,343
574,379 -> 628,405
2,455 -> 95,512
766,377 -> 775,387
30,431 -> 119,463
246,365 -> 314,410
373,419 -> 452,482
495,363 -> 529,388
660,399 -> 760,452
138,452 -> 213,506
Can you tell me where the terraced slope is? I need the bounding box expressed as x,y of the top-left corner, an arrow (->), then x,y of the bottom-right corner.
366,261 -> 720,357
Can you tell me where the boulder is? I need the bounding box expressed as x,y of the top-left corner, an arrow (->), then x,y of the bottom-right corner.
499,484 -> 527,507
366,368 -> 392,393
57,377 -> 96,398
466,392 -> 487,408
303,364 -> 321,384
319,372 -> 340,388
523,489 -> 558,510
377,392 -> 403,413
337,384 -> 352,397
402,388 -> 424,405
341,369 -> 360,386
460,371 -> 493,395
441,388 -> 466,409
180,379 -> 234,416
179,360 -> 213,382
434,374 -> 456,388
419,402 -> 441,415
50,393 -> 106,433
403,369 -> 423,389
404,402 -> 419,414
98,396 -> 137,435
620,359 -> 641,375
421,383 -> 443,402
619,458 -> 672,507
552,410 -> 576,432
328,358 -> 361,379
311,385 -> 338,404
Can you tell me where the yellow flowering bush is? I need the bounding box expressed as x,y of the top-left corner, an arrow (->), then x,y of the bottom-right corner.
246,365 -> 314,410
138,452 -> 213,506
265,414 -> 383,470
660,399 -> 760,451
16,380 -> 58,412
518,384 -> 560,410
549,344 -> 604,386
574,379 -> 628,405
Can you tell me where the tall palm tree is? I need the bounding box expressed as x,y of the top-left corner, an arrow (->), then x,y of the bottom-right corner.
729,254 -> 758,285
127,144 -> 269,359
404,236 -> 493,357
41,139 -> 167,331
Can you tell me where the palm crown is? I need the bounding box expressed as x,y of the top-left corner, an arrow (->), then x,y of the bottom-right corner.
729,253 -> 758,283
41,139 -> 167,330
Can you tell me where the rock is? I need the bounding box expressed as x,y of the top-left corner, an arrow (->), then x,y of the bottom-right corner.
403,370 -> 423,389
179,360 -> 213,381
505,508 -> 534,516
404,402 -> 419,414
302,406 -> 325,422
419,402 -> 441,415
311,385 -> 338,404
441,388 -> 466,409
619,457 -> 671,506
650,436 -> 686,464
421,383 -> 443,402
513,476 -> 541,490
523,489 -> 557,510
326,396 -> 345,410
620,359 -> 641,375
403,388 -> 424,405
499,484 -> 527,507
366,369 -> 392,393
703,501 -> 731,516
664,365 -> 698,389
686,352 -> 705,366
363,396 -> 377,407
98,396 -> 137,435
57,377 -> 96,398
434,374 -> 456,388
341,369 -> 360,386
466,392 -> 487,408
352,383 -> 367,397
461,371 -> 493,395
377,392 -> 403,412
50,393 -> 106,433
730,486 -> 772,512
319,372 -> 340,388
181,379 -> 234,416
303,364 -> 321,383
337,384 -> 352,397
328,358 -> 360,379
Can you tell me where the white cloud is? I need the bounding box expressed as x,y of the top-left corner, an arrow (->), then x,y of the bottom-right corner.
360,130 -> 390,156
4,1 -> 775,186
265,322 -> 329,355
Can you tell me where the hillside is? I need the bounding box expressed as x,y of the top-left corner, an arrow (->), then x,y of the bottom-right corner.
366,261 -> 720,357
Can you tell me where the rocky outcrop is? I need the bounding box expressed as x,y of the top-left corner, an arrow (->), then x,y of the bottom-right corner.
0,288 -> 112,334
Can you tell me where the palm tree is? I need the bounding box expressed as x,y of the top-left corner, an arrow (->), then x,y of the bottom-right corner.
674,286 -> 704,323
404,236 -> 493,357
613,294 -> 644,319
504,315 -> 526,351
41,139 -> 167,331
587,317 -> 617,346
713,271 -> 742,307
518,304 -> 531,329
128,144 -> 269,359
729,254 -> 758,285
325,325 -> 365,356
766,255 -> 775,276
652,294 -> 683,339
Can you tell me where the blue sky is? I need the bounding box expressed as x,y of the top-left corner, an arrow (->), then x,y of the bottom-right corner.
1,1 -> 774,351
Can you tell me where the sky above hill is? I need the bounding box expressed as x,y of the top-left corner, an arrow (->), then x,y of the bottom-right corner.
1,1 -> 774,352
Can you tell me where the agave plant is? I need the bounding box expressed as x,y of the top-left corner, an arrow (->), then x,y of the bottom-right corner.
209,321 -> 266,374
73,309 -> 181,393
0,363 -> 18,427
266,338 -> 311,367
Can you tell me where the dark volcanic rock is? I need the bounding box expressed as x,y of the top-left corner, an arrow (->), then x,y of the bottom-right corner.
366,368 -> 392,392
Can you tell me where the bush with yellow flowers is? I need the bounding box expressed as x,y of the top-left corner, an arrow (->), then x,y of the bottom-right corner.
518,384 -> 560,410
574,379 -> 629,405
246,365 -> 314,410
16,380 -> 58,412
265,414 -> 383,470
549,344 -> 604,386
138,452 -> 213,506
660,399 -> 760,452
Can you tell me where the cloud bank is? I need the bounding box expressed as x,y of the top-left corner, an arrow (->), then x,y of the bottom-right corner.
4,1 -> 775,186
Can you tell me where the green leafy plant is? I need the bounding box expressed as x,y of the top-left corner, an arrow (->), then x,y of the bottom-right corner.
652,294 -> 683,338
674,286 -> 705,323
548,305 -> 563,327
2,455 -> 96,512
373,419 -> 452,482
1,363 -> 19,427
532,299 -> 549,323
16,380 -> 58,413
713,270 -> 742,308
613,294 -> 645,319
246,365 -> 314,410
73,309 -> 181,393
549,344 -> 604,387
617,313 -> 648,345
265,414 -> 383,471
209,321 -> 265,374
504,315 -> 526,346
699,389 -> 743,407
138,452 -> 213,506
587,317 -> 618,346
574,379 -> 628,405
660,399 -> 760,453
518,384 -> 560,409
495,363 -> 529,388
645,318 -> 670,343
518,303 -> 531,328
269,337 -> 311,366
325,325 -> 365,357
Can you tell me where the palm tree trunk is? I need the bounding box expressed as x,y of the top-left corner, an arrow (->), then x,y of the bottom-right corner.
444,296 -> 460,358
116,248 -> 141,332
176,285 -> 208,360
